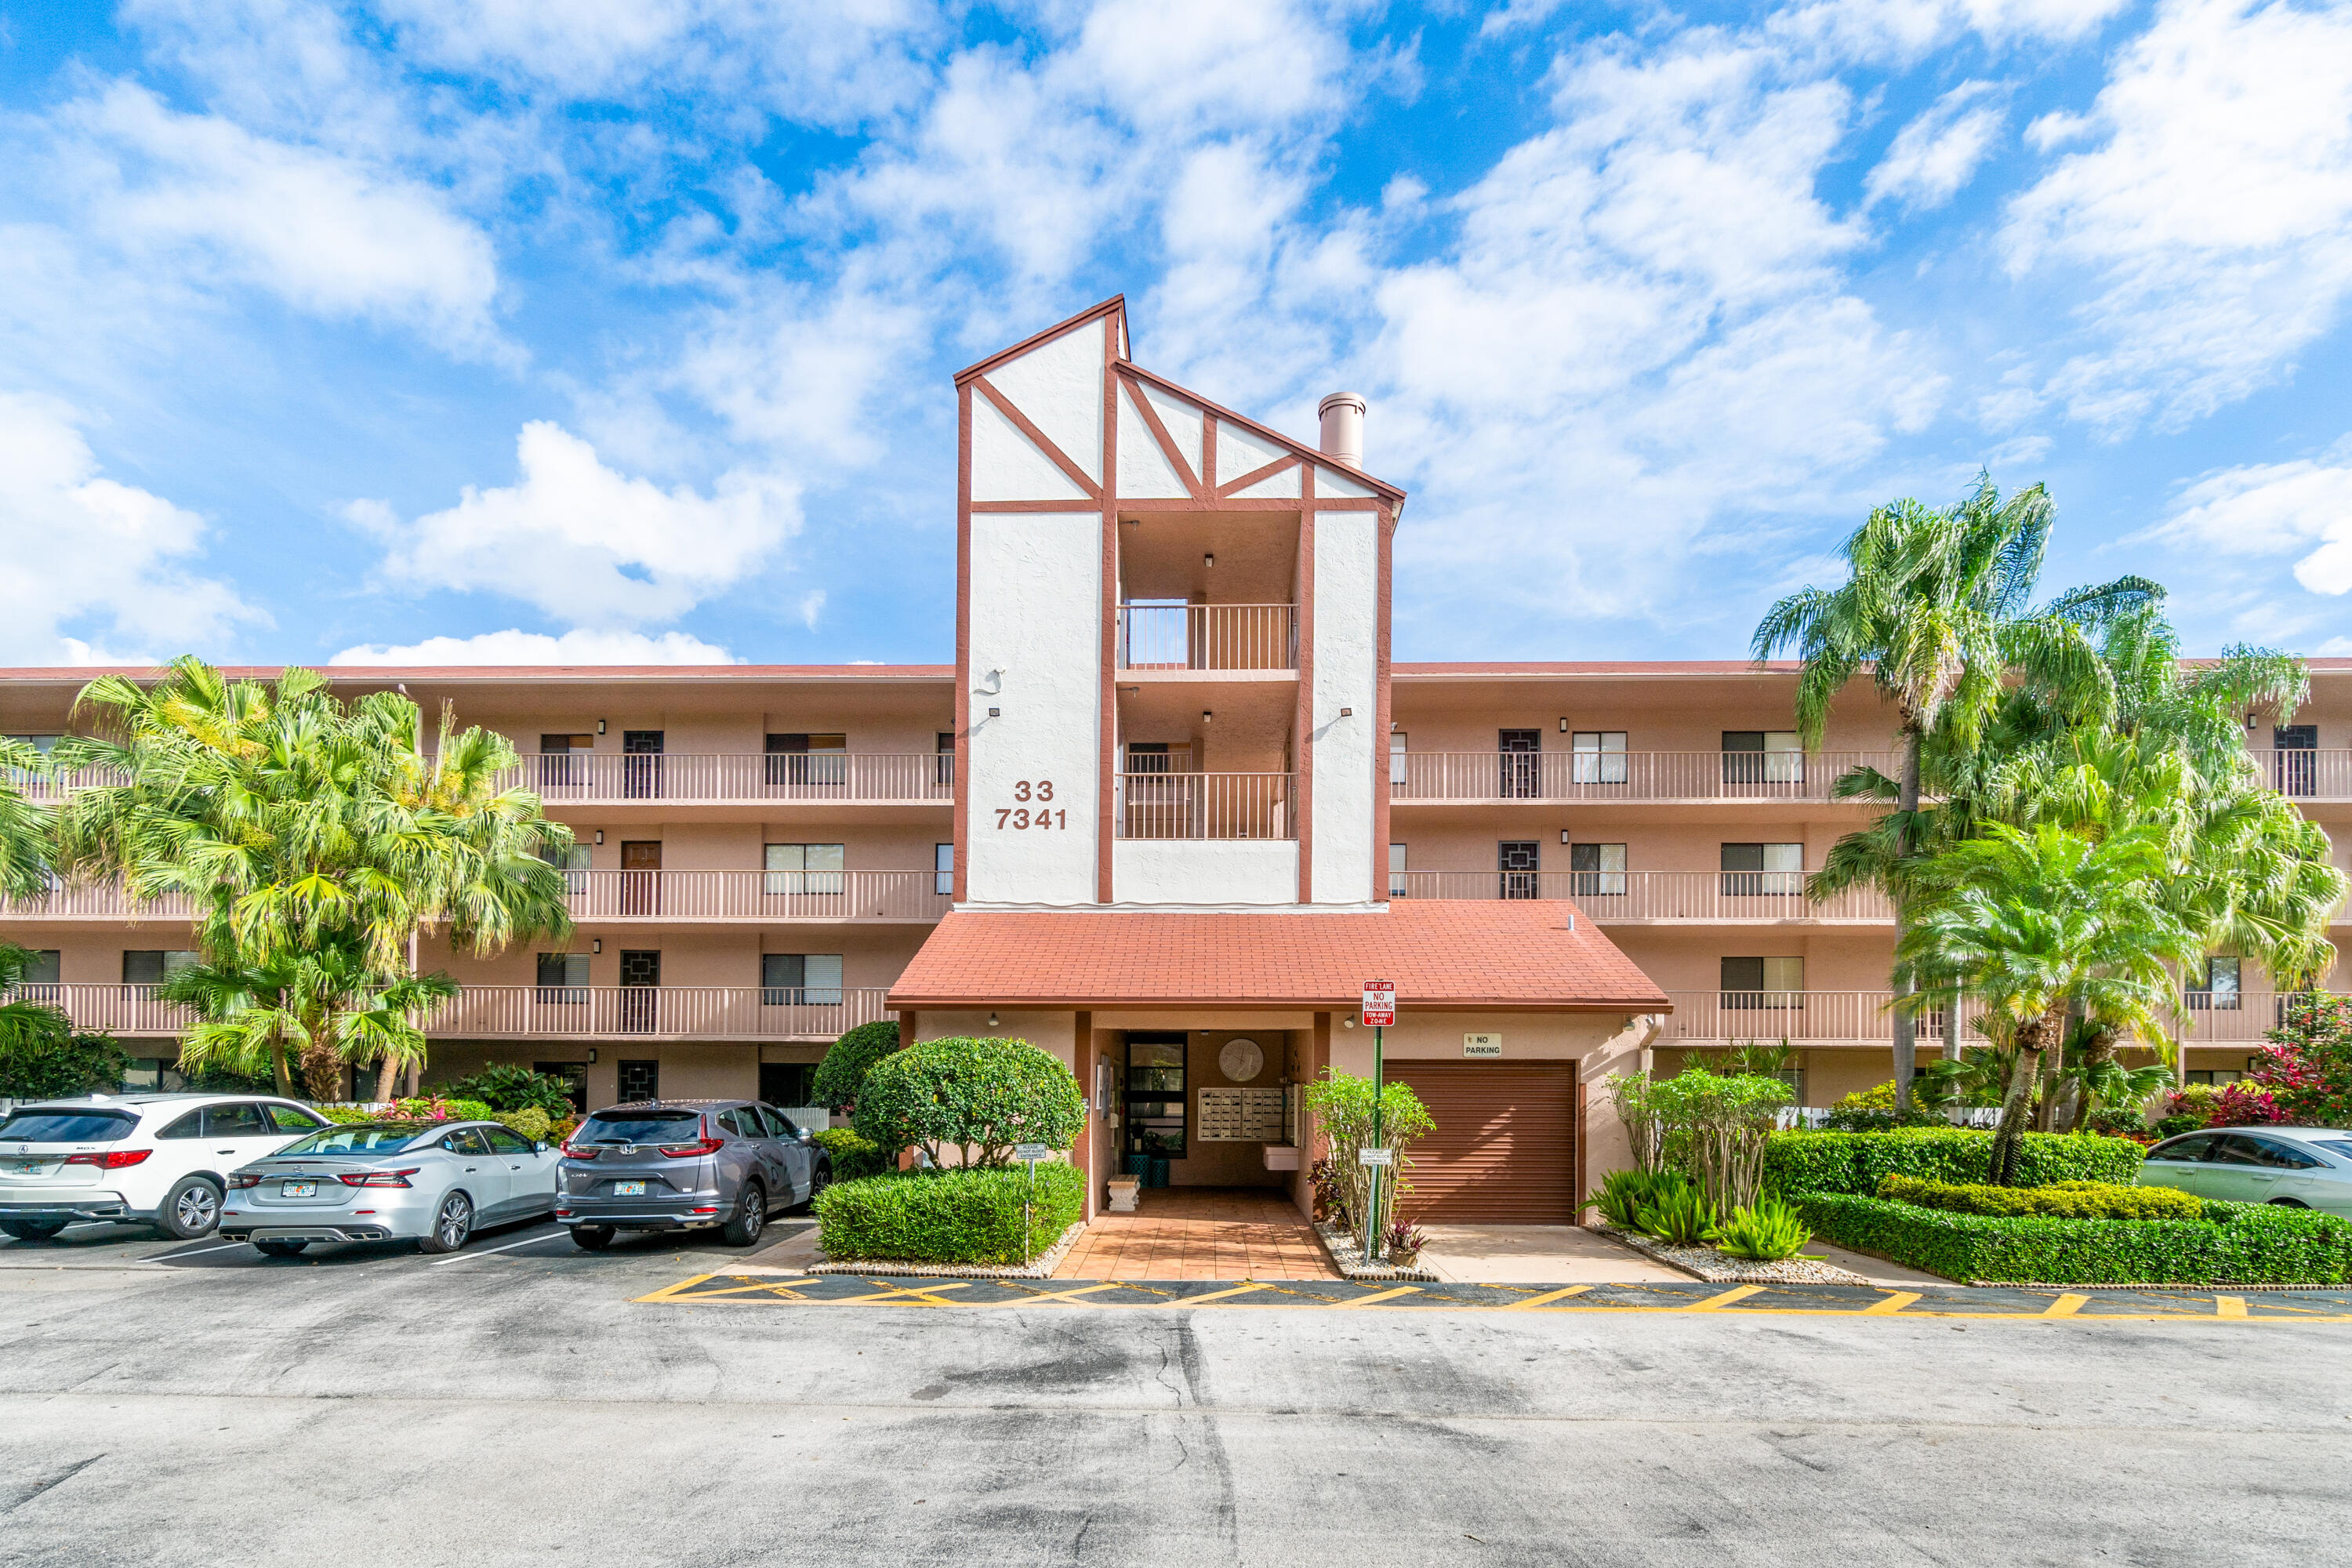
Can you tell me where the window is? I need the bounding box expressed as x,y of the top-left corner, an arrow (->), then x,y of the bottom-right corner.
1722,956 -> 1803,1007
2184,1069 -> 2243,1086
715,1108 -> 749,1136
441,1127 -> 493,1156
536,953 -> 590,1002
1388,731 -> 1408,789
155,1109 -> 204,1140
266,1104 -> 324,1133
1722,731 -> 1802,786
538,842 -> 590,891
2186,956 -> 2241,1011
482,1126 -> 533,1153
121,1058 -> 176,1093
1126,741 -> 1172,774
937,731 -> 956,787
1569,843 -> 1626,897
760,1063 -> 819,1109
759,1105 -> 803,1138
537,734 -> 593,788
761,953 -> 842,1006
1388,843 -> 1408,898
935,842 -> 954,897
1721,843 -> 1804,896
122,950 -> 197,985
765,732 -> 847,786
764,842 -> 845,895
204,1102 -> 270,1137
16,949 -> 60,989
2149,1134 -> 2217,1162
1570,731 -> 1627,785
617,1060 -> 660,1102
1125,1034 -> 1188,1159
0,1109 -> 135,1142
1498,840 -> 1541,898
533,1062 -> 589,1112
2238,1135 -> 2322,1170
7,733 -> 61,753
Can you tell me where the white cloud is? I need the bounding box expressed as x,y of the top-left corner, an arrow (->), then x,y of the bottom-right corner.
1864,81 -> 2005,211
2155,446 -> 2352,595
2003,0 -> 2352,431
795,590 -> 826,630
328,627 -> 739,664
53,83 -> 503,356
0,393 -> 260,663
352,421 -> 800,625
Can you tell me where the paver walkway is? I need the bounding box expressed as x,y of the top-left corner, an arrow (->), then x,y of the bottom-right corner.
1052,1186 -> 1338,1279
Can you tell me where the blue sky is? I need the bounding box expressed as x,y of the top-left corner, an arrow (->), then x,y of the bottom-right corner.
1,0 -> 2349,670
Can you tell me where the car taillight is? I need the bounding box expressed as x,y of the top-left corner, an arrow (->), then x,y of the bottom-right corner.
227,1174 -> 263,1189
64,1149 -> 153,1169
562,1145 -> 598,1160
659,1138 -> 724,1158
336,1168 -> 419,1189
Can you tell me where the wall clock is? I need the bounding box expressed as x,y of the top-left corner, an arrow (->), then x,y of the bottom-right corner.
1218,1038 -> 1264,1083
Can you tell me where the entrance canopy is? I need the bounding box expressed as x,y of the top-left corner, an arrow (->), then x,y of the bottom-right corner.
887,900 -> 1670,1013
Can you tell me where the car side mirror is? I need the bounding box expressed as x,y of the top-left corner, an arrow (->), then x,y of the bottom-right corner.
534,1141 -> 550,1153
797,1130 -> 813,1144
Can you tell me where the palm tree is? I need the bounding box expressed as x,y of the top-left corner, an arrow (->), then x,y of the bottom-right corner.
54,657 -> 572,1101
1896,823 -> 2194,1184
159,942 -> 457,1098
1755,476 -> 2158,1105
0,736 -> 55,902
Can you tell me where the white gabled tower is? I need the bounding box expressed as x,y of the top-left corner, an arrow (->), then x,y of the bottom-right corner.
951,298 -> 1406,912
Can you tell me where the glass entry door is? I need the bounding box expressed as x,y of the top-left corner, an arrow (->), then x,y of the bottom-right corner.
1123,1033 -> 1188,1160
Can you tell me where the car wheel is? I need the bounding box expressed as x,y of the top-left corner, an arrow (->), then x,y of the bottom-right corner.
798,1163 -> 830,1211
2268,1196 -> 2310,1207
254,1240 -> 309,1258
571,1226 -> 615,1251
721,1181 -> 767,1247
155,1176 -> 223,1240
0,1218 -> 67,1242
418,1192 -> 474,1254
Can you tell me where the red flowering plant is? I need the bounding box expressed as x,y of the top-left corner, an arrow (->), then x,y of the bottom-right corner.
2245,992 -> 2352,1126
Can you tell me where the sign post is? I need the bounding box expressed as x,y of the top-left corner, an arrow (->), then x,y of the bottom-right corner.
1360,981 -> 1396,1259
1014,1143 -> 1051,1261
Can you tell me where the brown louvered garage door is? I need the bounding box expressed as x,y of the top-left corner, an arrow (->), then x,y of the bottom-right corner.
1386,1063 -> 1578,1225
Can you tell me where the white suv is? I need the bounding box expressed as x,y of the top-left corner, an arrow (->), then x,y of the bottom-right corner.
0,1094 -> 333,1241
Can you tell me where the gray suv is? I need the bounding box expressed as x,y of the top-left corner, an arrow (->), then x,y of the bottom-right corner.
557,1099 -> 829,1250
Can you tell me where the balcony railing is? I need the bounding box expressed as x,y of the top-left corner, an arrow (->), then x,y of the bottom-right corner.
1113,772 -> 1294,840
1388,870 -> 1893,922
1661,990 -> 2002,1048
0,871 -> 951,924
5,764 -> 133,803
0,884 -> 197,921
7,983 -> 894,1041
1116,604 -> 1297,671
2247,750 -> 2352,800
2169,991 -> 2311,1044
1390,750 -> 1905,804
509,752 -> 953,804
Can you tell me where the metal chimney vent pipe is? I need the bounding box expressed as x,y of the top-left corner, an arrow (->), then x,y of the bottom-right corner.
1318,391 -> 1366,469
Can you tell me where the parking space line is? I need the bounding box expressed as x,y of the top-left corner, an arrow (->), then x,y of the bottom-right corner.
855,1281 -> 973,1306
158,1240 -> 252,1261
1501,1286 -> 1593,1309
1331,1286 -> 1422,1308
1684,1285 -> 1765,1312
987,1282 -> 1128,1306
2214,1295 -> 2248,1319
633,1273 -> 720,1303
429,1228 -> 566,1266
1176,1283 -> 1276,1305
1863,1291 -> 1922,1315
2042,1294 -> 2090,1318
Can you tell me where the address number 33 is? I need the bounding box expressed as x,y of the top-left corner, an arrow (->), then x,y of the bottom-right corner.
996,780 -> 1065,830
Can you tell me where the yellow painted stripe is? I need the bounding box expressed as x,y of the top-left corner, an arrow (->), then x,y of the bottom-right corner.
1177,1283 -> 1277,1305
2215,1295 -> 2248,1319
1502,1285 -> 1595,1310
1863,1291 -> 1922,1316
986,1282 -> 1130,1307
1684,1285 -> 1766,1312
2042,1294 -> 2089,1318
855,1281 -> 974,1305
1332,1286 -> 1424,1308
631,1272 -> 718,1304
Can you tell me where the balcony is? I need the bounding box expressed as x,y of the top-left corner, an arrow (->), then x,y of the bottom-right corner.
2248,750 -> 2352,802
1661,991 -> 2001,1049
1113,772 -> 1294,840
0,870 -> 952,925
1387,870 -> 1893,923
1390,750 -> 1905,805
1116,604 -> 1298,671
7,983 -> 894,1041
514,752 -> 952,806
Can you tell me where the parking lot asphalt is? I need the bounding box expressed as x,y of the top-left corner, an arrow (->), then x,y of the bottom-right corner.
3,1222 -> 2350,1567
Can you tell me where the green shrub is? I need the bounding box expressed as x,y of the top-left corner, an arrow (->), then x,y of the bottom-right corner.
1794,1192 -> 2352,1284
390,1096 -> 495,1123
812,1127 -> 891,1181
852,1036 -> 1085,1167
442,1064 -> 577,1116
1637,1181 -> 1721,1246
318,1105 -> 378,1124
495,1107 -> 554,1144
2151,1112 -> 2204,1141
1585,1167 -> 1690,1229
0,1001 -> 125,1100
814,1163 -> 1083,1265
1764,1128 -> 2144,1196
1716,1198 -> 1813,1261
812,1019 -> 901,1111
1878,1174 -> 2203,1222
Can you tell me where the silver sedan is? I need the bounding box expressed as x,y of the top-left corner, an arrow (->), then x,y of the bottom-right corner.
219,1120 -> 559,1255
2137,1125 -> 2352,1218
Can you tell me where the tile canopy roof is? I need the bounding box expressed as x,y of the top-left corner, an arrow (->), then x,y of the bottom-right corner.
887,901 -> 1671,1012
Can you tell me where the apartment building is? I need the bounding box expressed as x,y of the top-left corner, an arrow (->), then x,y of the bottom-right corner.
5,296 -> 2348,1221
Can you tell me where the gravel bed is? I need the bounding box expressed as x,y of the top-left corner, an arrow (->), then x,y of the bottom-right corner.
1593,1223 -> 1872,1286
1315,1221 -> 1439,1282
807,1219 -> 1089,1279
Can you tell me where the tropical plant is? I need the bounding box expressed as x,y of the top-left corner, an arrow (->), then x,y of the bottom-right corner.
1648,1069 -> 1793,1214
1636,1181 -> 1721,1247
0,942 -> 125,1098
851,1036 -> 1085,1168
1604,1071 -> 1668,1174
1584,1167 -> 1689,1229
443,1063 -> 577,1116
1756,475 -> 2159,1108
1381,1218 -> 1428,1265
1301,1069 -> 1435,1247
1715,1198 -> 1813,1261
1896,823 -> 2194,1184
53,657 -> 572,1099
0,737 -> 53,902
158,943 -> 457,1102
811,1018 -> 901,1112
2245,992 -> 2352,1126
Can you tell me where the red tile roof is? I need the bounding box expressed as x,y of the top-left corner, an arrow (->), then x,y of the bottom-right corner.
887,901 -> 1670,1012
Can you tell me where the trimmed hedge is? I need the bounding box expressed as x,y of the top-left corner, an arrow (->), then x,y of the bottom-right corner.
815,1163 -> 1083,1266
1795,1192 -> 2352,1285
811,1127 -> 891,1181
1765,1129 -> 2144,1197
1878,1174 -> 2203,1222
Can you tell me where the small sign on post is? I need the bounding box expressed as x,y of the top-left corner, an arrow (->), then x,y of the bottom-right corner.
1357,1147 -> 1394,1167
1361,980 -> 1396,1029
1013,1144 -> 1051,1263
1013,1144 -> 1051,1164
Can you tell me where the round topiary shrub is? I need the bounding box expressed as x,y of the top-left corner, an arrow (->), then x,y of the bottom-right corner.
851,1036 -> 1085,1167
812,1018 -> 902,1112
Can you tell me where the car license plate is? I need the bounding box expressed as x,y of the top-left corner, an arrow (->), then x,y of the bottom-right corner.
612,1181 -> 646,1196
13,1161 -> 42,1175
281,1180 -> 318,1198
